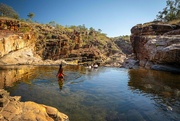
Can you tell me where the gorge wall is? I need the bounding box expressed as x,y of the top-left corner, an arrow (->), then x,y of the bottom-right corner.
0,17 -> 121,65
131,22 -> 180,72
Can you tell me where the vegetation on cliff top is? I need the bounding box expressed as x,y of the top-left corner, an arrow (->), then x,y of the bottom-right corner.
156,0 -> 180,22
0,3 -> 19,19
0,3 -> 123,61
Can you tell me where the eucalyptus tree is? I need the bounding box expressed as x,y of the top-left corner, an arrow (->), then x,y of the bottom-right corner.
156,0 -> 180,22
27,12 -> 35,20
0,3 -> 19,19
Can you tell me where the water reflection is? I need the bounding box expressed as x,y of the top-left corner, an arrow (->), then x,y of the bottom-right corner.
128,69 -> 180,120
0,65 -> 86,90
0,66 -> 38,88
58,78 -> 64,90
128,69 -> 180,98
1,66 -> 180,121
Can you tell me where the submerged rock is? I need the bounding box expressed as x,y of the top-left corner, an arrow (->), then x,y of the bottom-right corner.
0,89 -> 69,121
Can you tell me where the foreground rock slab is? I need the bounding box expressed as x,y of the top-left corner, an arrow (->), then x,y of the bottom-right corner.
0,89 -> 69,121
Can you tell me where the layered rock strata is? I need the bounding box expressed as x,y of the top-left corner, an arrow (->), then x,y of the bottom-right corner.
131,22 -> 180,72
0,18 -> 121,65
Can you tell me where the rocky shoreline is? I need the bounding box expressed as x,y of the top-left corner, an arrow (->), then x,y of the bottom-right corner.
0,89 -> 69,121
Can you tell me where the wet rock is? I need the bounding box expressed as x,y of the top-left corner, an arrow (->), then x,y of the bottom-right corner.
122,54 -> 139,69
151,64 -> 180,73
122,58 -> 139,69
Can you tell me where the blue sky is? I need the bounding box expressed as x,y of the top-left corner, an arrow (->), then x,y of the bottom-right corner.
1,0 -> 166,37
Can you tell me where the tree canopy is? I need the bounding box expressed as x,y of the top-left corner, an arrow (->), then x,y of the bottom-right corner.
27,12 -> 35,20
0,3 -> 19,19
156,0 -> 180,22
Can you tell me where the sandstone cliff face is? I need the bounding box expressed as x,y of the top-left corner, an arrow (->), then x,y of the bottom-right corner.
0,33 -> 36,58
0,17 -> 120,65
131,22 -> 180,72
0,18 -> 39,65
34,25 -> 115,62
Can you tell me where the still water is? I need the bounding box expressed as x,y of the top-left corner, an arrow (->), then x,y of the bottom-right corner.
1,65 -> 180,121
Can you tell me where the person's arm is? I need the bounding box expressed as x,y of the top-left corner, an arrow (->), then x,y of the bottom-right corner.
62,70 -> 67,76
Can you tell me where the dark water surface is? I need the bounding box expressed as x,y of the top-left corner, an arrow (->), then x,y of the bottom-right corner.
1,65 -> 180,121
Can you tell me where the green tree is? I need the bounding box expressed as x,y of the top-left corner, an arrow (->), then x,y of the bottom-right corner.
0,3 -> 19,19
156,0 -> 180,22
98,29 -> 102,33
89,27 -> 95,31
27,12 -> 35,20
49,21 -> 56,27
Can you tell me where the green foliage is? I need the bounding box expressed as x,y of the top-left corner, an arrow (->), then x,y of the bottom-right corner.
112,35 -> 130,42
89,27 -> 95,31
19,26 -> 30,33
56,24 -> 64,30
78,24 -> 87,32
20,19 -> 25,22
156,0 -> 180,22
26,18 -> 33,22
49,21 -> 56,27
46,33 -> 53,39
0,3 -> 19,19
27,12 -> 35,20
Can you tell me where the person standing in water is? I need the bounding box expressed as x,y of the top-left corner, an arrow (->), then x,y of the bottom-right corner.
57,64 -> 65,78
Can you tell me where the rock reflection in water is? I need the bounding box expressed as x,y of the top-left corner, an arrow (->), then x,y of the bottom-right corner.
128,69 -> 180,98
0,65 -> 86,90
0,66 -> 38,88
2,66 -> 180,121
128,69 -> 180,117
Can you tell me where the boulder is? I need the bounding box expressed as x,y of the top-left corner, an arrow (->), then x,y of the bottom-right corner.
0,89 -> 69,121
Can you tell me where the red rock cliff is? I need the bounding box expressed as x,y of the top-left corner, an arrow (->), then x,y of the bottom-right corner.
130,22 -> 180,72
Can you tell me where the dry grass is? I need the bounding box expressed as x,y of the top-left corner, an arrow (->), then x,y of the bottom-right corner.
168,19 -> 180,24
0,16 -> 18,20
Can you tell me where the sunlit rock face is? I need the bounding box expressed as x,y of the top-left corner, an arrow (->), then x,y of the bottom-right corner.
0,89 -> 69,121
130,22 -> 180,72
0,33 -> 36,58
0,18 -> 107,65
0,18 -> 36,60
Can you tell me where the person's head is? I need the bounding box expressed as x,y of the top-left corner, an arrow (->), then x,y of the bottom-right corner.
59,64 -> 62,69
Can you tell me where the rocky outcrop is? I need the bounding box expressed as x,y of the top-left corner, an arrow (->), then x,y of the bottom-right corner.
0,17 -> 121,65
0,32 -> 36,58
131,22 -> 180,72
0,17 -> 20,31
113,37 -> 132,55
0,89 -> 69,121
